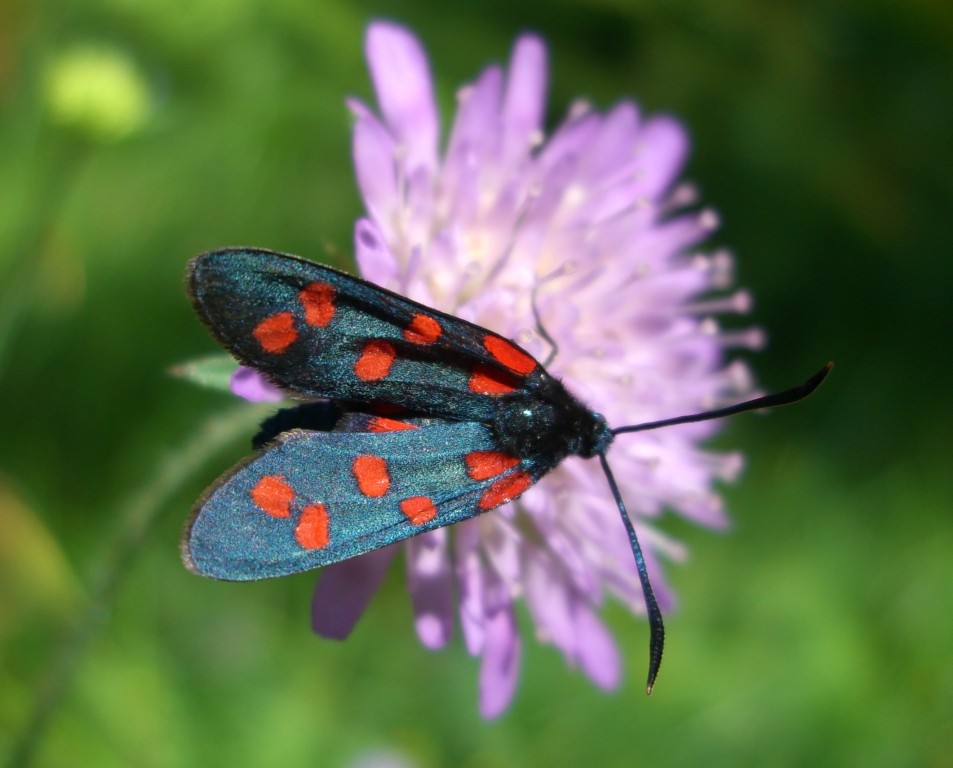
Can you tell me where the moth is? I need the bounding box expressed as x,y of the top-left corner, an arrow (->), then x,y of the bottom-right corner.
184,247 -> 830,691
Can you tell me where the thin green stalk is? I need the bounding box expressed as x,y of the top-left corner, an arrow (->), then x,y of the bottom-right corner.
6,402 -> 269,768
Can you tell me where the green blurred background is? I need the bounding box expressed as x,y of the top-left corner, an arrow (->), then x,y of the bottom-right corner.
1,1 -> 951,766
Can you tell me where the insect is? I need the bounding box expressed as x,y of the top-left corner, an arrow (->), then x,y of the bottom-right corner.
184,247 -> 831,692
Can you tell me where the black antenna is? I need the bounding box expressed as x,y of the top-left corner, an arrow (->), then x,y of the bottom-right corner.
614,363 -> 832,437
604,363 -> 832,694
598,453 -> 665,694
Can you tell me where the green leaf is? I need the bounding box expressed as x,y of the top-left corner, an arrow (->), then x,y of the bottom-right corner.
169,353 -> 240,393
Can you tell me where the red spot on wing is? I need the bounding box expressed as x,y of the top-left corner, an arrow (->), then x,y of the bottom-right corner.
253,313 -> 297,354
403,314 -> 442,344
250,475 -> 295,518
478,471 -> 533,511
369,417 -> 418,433
355,340 -> 396,381
400,496 -> 437,525
352,455 -> 390,497
483,335 -> 537,375
299,282 -> 335,327
465,451 -> 520,480
468,364 -> 519,395
295,503 -> 330,549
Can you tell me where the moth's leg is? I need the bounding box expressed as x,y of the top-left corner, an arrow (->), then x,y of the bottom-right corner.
531,285 -> 559,367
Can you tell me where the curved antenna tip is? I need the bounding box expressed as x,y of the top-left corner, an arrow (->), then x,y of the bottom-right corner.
793,361 -> 833,400
792,361 -> 833,401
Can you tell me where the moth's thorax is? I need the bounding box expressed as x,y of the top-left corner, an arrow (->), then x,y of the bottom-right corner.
492,376 -> 614,463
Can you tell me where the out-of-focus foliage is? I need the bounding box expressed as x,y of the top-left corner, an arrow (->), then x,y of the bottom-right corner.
1,1 -> 950,766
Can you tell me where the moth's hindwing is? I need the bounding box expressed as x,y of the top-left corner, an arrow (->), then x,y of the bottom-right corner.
188,248 -> 546,422
184,419 -> 539,580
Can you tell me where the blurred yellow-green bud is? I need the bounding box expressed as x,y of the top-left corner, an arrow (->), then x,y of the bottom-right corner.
42,44 -> 151,142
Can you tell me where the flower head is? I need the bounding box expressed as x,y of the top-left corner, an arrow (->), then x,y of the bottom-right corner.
240,22 -> 760,717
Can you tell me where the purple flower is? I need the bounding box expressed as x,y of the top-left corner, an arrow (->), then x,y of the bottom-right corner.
230,365 -> 284,402
237,22 -> 761,717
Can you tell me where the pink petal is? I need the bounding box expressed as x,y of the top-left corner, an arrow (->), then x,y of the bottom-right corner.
454,522 -> 485,655
635,115 -> 690,200
633,213 -> 712,258
532,514 -> 601,602
401,164 -> 437,251
352,116 -> 399,236
501,35 -> 547,163
405,530 -> 454,649
346,97 -> 373,121
577,102 -> 640,185
524,550 -> 574,653
230,366 -> 283,402
446,67 -> 503,154
442,67 -> 503,223
365,21 -> 438,174
479,602 -> 521,719
354,218 -> 399,286
311,547 -> 396,639
572,600 -> 621,689
481,518 -> 522,585
536,109 -> 600,176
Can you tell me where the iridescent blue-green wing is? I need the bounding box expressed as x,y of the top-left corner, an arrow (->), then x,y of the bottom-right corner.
183,419 -> 539,580
188,248 -> 546,423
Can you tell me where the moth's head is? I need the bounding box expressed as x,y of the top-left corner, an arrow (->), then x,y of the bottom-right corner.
572,410 -> 613,458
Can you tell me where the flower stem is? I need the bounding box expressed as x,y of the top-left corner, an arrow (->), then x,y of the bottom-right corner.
6,403 -> 268,768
